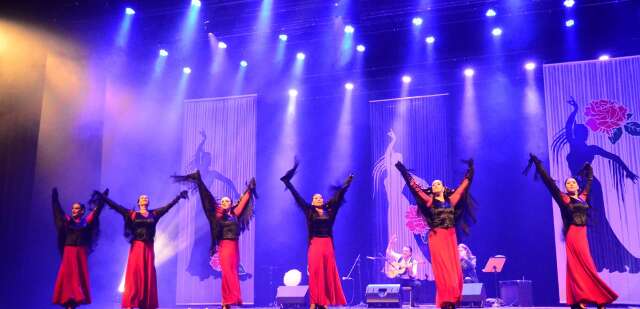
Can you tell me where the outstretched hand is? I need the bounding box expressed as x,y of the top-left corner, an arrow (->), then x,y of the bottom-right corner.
280,157 -> 300,182
626,171 -> 639,183
463,158 -> 474,179
179,190 -> 189,200
52,187 -> 59,201
345,174 -> 354,186
529,153 -> 541,163
248,177 -> 257,191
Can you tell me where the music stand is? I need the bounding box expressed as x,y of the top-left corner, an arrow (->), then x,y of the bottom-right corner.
482,255 -> 506,307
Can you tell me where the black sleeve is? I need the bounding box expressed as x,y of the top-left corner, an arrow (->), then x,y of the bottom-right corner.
283,179 -> 309,210
532,157 -> 566,206
101,194 -> 132,218
153,192 -> 185,220
52,188 -> 66,230
327,175 -> 353,209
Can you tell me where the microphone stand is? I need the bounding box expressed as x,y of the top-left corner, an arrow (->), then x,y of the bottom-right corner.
343,254 -> 365,306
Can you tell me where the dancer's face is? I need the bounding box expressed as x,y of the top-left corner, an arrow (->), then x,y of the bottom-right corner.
565,178 -> 579,194
138,195 -> 149,210
71,203 -> 85,219
311,194 -> 324,207
220,197 -> 232,210
431,180 -> 444,194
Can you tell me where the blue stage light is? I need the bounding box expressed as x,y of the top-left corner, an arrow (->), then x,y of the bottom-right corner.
159,49 -> 169,57
485,9 -> 496,17
464,68 -> 475,77
598,54 -> 610,61
296,52 -> 306,60
356,44 -> 366,52
240,60 -> 248,67
345,82 -> 354,90
183,67 -> 192,74
125,7 -> 136,15
425,36 -> 435,44
218,41 -> 227,49
565,19 -> 575,27
279,34 -> 288,41
288,89 -> 298,97
402,75 -> 412,83
524,62 -> 536,71
491,27 -> 503,36
412,17 -> 423,26
191,0 -> 202,7
344,25 -> 354,34
563,0 -> 575,8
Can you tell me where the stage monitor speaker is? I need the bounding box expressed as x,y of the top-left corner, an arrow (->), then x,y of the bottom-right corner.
500,280 -> 533,306
276,285 -> 309,308
460,283 -> 486,308
365,284 -> 401,308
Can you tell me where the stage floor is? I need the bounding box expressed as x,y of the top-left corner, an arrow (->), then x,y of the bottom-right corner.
155,307 -> 639,309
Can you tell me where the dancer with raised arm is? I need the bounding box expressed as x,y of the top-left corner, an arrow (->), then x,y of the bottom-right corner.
173,171 -> 256,309
525,154 -> 617,309
280,159 -> 353,309
52,188 -> 107,309
94,190 -> 188,309
395,159 -> 475,309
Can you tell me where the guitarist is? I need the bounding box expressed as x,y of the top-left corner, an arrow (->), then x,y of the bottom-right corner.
387,235 -> 421,306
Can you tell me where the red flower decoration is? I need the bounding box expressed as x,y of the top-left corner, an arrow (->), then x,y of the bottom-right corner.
209,252 -> 221,271
584,99 -> 628,135
405,205 -> 429,234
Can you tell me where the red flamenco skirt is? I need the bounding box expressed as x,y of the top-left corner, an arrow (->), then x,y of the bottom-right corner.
428,227 -> 463,308
219,239 -> 242,305
122,240 -> 159,309
307,237 -> 347,306
53,246 -> 91,306
565,226 -> 618,305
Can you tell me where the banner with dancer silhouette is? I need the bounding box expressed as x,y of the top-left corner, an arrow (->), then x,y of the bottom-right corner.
175,95 -> 256,305
369,94 -> 453,282
543,56 -> 640,303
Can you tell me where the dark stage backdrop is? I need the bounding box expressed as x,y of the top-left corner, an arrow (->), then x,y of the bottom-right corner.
543,56 -> 640,303
369,94 -> 452,281
175,95 -> 257,305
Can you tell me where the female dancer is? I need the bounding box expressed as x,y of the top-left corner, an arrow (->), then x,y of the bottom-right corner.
526,154 -> 617,309
395,159 -> 474,309
173,171 -> 256,309
52,188 -> 107,309
95,190 -> 188,309
280,160 -> 353,309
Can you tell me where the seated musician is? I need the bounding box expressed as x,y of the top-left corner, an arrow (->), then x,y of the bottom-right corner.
387,235 -> 420,305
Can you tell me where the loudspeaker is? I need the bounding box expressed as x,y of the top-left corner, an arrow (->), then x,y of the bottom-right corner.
500,280 -> 533,306
365,284 -> 401,308
460,283 -> 486,308
276,285 -> 309,308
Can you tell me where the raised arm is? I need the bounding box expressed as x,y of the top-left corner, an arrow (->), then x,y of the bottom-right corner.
52,188 -> 66,229
449,159 -> 474,207
96,192 -> 131,217
86,189 -> 109,224
153,190 -> 188,219
280,160 -> 309,209
327,174 -> 354,208
395,161 -> 433,206
530,154 -> 569,206
385,234 -> 402,260
233,178 -> 256,217
579,163 -> 594,201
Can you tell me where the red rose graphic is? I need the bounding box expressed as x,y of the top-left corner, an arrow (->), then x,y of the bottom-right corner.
209,252 -> 221,271
405,205 -> 429,234
584,99 -> 628,135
